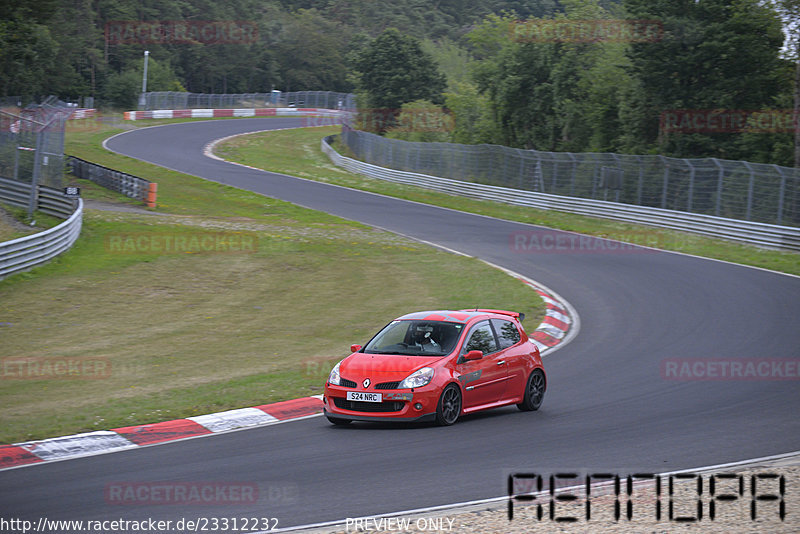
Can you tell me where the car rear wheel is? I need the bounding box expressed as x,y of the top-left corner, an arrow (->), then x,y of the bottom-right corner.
326,415 -> 352,426
435,384 -> 462,426
517,369 -> 545,411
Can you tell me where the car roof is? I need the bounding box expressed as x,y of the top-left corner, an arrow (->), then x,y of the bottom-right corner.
396,309 -> 522,324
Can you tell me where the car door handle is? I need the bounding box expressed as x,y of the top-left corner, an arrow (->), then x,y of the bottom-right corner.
497,360 -> 505,365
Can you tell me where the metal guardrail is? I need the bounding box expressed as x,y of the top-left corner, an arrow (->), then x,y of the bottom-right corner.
322,136 -> 800,252
0,177 -> 30,209
0,177 -> 78,218
67,155 -> 155,205
0,194 -> 83,281
38,186 -> 78,218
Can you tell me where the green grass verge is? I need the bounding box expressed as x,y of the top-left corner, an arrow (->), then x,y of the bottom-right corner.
0,116 -> 545,444
214,127 -> 800,276
0,203 -> 68,242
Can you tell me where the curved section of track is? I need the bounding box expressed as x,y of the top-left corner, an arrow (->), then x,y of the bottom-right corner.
1,118 -> 798,530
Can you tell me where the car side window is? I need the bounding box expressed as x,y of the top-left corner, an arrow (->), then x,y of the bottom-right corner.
492,319 -> 521,349
463,321 -> 498,355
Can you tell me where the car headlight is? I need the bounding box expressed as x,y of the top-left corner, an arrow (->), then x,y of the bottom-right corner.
328,360 -> 343,385
398,367 -> 434,389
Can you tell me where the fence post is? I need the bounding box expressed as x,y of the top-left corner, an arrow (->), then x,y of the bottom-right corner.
27,130 -> 44,216
612,153 -> 622,203
742,161 -> 754,221
773,164 -> 786,225
659,155 -> 669,209
685,159 -> 695,213
712,158 -> 724,217
636,155 -> 644,205
12,144 -> 20,181
568,153 -> 577,197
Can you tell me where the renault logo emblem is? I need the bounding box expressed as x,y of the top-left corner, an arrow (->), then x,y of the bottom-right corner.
363,378 -> 371,389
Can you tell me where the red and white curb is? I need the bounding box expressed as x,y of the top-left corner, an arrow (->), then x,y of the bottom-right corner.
124,108 -> 346,120
0,397 -> 324,471
481,261 -> 579,356
69,108 -> 96,120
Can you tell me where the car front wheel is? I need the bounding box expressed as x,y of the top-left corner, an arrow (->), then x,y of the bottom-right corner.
435,384 -> 462,426
517,369 -> 545,411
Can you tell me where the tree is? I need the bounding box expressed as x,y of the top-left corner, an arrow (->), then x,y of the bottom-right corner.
444,81 -> 499,144
352,28 -> 447,132
0,19 -> 58,99
103,57 -> 185,109
469,5 -> 611,151
275,9 -> 351,92
623,0 -> 786,160
768,0 -> 800,166
384,99 -> 454,142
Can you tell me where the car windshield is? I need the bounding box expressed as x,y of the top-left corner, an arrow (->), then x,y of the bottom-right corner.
363,320 -> 463,356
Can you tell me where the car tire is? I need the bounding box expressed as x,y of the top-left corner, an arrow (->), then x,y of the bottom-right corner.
326,415 -> 352,426
435,384 -> 462,426
517,369 -> 545,411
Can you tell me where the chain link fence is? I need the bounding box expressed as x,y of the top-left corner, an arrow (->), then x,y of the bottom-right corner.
140,91 -> 355,111
340,128 -> 799,227
0,97 -> 73,213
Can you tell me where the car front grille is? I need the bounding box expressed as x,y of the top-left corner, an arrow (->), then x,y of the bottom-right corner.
374,381 -> 400,390
339,378 -> 357,388
333,398 -> 405,413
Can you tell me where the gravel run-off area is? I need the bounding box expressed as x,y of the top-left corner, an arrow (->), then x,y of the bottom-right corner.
305,453 -> 798,534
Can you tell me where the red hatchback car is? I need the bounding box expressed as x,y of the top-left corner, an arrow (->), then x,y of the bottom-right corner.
323,309 -> 546,426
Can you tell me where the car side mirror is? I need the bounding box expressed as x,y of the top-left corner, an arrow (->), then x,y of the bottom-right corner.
350,344 -> 362,353
463,350 -> 483,361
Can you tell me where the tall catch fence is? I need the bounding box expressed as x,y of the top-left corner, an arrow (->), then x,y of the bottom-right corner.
140,91 -> 355,111
340,128 -> 799,227
0,97 -> 74,213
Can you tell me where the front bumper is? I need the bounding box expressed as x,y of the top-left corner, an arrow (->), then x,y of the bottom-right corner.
323,383 -> 441,422
323,407 -> 436,423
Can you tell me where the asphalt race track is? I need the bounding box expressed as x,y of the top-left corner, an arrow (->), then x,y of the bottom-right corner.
1,118 -> 798,530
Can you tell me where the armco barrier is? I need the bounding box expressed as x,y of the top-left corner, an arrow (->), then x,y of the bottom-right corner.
0,177 -> 78,219
322,136 -> 800,252
0,191 -> 83,280
0,178 -> 30,210
67,156 -> 156,207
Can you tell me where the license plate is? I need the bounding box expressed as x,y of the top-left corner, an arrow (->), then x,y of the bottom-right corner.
347,391 -> 382,403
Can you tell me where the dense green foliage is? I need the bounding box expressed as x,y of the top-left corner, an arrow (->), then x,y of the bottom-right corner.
461,1 -> 797,165
0,0 -> 796,165
352,29 -> 447,132
0,0 -> 556,107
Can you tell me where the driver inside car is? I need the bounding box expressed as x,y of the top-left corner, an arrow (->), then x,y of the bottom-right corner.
410,325 -> 441,353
